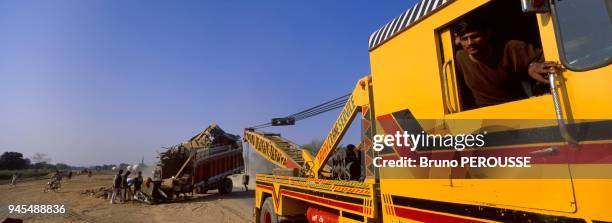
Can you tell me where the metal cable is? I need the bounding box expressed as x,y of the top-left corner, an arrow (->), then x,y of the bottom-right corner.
248,93 -> 350,129
286,94 -> 350,118
291,100 -> 347,120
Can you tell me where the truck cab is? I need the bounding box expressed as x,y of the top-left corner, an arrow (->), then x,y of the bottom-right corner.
252,0 -> 612,222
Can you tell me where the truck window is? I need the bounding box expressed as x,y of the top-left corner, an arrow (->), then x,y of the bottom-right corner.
553,0 -> 612,70
439,0 -> 544,112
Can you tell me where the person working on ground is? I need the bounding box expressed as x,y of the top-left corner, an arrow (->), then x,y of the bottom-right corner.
454,17 -> 559,108
122,171 -> 131,202
132,171 -> 143,199
52,170 -> 61,181
110,169 -> 123,204
10,174 -> 18,187
49,170 -> 62,186
345,144 -> 361,181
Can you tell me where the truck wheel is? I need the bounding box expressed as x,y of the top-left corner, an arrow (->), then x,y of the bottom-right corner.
260,197 -> 279,223
224,178 -> 233,194
218,184 -> 225,194
218,178 -> 233,194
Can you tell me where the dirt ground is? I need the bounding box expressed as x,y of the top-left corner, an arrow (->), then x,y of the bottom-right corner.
0,174 -> 254,223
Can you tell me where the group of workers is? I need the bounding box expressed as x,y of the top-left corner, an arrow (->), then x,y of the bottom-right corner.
110,169 -> 144,204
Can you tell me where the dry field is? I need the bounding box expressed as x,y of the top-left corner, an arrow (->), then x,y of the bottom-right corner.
0,174 -> 254,223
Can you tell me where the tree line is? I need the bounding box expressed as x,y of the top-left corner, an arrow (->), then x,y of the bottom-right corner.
0,151 -> 124,171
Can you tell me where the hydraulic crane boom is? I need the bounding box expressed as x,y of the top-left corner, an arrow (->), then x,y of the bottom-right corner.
244,76 -> 373,178
243,131 -> 311,170
311,76 -> 371,178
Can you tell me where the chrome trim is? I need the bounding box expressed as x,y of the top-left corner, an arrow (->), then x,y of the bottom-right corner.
548,72 -> 577,144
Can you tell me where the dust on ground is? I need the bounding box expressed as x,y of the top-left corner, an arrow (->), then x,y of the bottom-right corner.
0,174 -> 254,223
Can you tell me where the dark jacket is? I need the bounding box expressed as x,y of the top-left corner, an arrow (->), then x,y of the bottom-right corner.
134,176 -> 143,191
122,173 -> 130,188
346,149 -> 361,180
113,173 -> 122,189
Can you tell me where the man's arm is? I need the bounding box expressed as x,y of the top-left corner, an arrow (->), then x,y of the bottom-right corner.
506,40 -> 561,84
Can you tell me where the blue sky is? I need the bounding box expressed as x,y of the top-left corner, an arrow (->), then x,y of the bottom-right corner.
0,0 -> 417,166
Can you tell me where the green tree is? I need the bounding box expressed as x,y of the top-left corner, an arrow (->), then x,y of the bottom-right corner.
0,151 -> 28,170
302,140 -> 323,155
31,162 -> 55,169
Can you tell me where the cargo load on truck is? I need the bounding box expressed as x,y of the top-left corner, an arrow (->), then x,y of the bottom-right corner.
140,124 -> 245,204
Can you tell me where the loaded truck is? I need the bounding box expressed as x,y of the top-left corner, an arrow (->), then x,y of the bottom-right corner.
246,0 -> 612,222
141,124 -> 245,203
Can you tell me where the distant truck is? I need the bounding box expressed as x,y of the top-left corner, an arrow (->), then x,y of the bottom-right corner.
141,124 -> 245,203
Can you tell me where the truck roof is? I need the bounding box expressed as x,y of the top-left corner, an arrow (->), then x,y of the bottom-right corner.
368,0 -> 451,50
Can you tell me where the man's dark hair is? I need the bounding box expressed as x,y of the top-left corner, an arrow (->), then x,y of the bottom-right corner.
455,16 -> 489,36
118,169 -> 123,174
347,144 -> 356,150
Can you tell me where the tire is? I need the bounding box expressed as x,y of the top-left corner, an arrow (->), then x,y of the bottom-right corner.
260,197 -> 279,223
224,178 -> 233,194
218,181 -> 226,194
218,178 -> 233,194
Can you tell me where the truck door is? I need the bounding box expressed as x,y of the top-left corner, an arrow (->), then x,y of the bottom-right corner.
436,1 -> 576,213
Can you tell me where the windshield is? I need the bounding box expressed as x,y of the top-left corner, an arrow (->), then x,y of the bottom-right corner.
553,0 -> 612,70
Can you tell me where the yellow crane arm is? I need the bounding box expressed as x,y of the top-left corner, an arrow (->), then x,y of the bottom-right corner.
244,130 -> 304,169
244,76 -> 372,178
311,76 -> 372,178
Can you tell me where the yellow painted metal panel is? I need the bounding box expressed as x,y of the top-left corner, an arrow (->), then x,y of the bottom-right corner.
370,0 -> 488,118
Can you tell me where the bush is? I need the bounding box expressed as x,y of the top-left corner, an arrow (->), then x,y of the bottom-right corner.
0,169 -> 53,180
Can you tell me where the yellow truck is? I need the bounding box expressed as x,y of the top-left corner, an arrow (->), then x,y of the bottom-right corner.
245,0 -> 612,222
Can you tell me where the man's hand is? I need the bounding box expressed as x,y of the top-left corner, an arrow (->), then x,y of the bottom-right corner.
528,61 -> 561,83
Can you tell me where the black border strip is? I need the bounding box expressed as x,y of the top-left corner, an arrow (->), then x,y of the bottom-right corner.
342,211 -> 365,222
392,195 -> 586,223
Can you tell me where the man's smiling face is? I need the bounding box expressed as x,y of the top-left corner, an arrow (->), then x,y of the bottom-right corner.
460,31 -> 487,56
